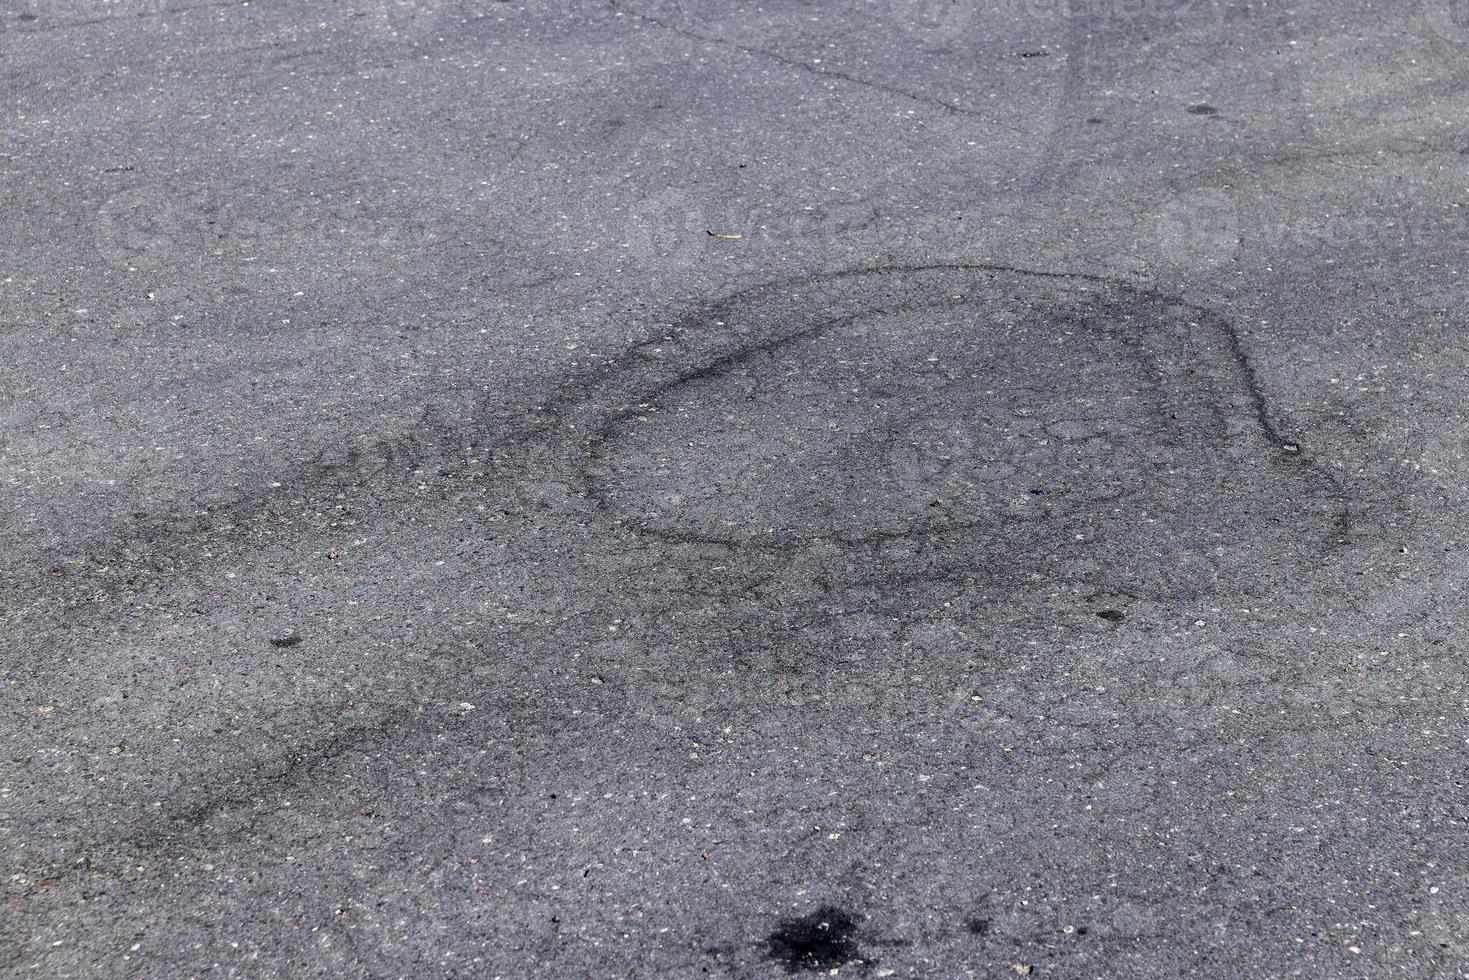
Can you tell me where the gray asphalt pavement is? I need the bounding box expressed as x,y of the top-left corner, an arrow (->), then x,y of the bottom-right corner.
2,0 -> 1468,976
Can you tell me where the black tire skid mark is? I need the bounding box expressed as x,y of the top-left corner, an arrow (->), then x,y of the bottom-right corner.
574,265 -> 1362,602
4,262 -> 1398,884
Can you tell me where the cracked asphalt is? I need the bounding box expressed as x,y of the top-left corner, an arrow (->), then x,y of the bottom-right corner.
2,0 -> 1467,977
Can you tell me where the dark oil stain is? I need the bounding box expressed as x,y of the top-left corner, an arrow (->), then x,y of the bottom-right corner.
1096,609 -> 1125,622
1187,104 -> 1219,115
270,634 -> 304,648
766,906 -> 864,973
968,916 -> 992,935
1018,50 -> 1051,58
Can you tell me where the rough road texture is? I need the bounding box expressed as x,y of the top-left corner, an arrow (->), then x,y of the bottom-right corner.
2,1 -> 1467,977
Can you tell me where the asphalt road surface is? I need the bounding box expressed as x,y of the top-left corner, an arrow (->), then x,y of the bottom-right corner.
3,1 -> 1468,977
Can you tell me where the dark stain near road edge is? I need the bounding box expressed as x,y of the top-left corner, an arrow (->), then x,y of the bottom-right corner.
766,906 -> 866,972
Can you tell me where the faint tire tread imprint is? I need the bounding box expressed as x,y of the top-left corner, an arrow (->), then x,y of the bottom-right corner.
606,1 -> 1028,132
10,262 -> 1400,875
577,263 -> 1374,599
